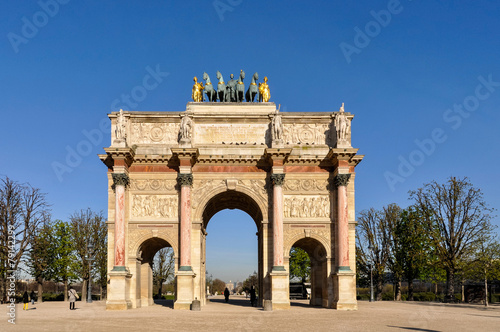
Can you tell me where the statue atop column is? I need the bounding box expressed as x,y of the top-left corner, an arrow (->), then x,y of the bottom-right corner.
113,109 -> 127,147
259,76 -> 271,102
272,107 -> 283,147
335,103 -> 351,148
192,77 -> 204,102
179,114 -> 193,147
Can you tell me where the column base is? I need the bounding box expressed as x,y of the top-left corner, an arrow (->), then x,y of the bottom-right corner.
106,268 -> 132,310
270,270 -> 290,310
331,271 -> 358,311
174,269 -> 196,310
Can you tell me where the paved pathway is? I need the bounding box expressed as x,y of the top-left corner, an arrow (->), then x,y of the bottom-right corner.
4,295 -> 499,331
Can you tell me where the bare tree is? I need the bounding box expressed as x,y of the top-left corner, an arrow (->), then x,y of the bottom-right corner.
152,247 -> 174,299
410,176 -> 495,302
356,208 -> 391,301
0,177 -> 49,302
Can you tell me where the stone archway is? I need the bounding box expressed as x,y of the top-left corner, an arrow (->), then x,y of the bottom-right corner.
194,188 -> 268,307
286,236 -> 329,307
100,102 -> 364,311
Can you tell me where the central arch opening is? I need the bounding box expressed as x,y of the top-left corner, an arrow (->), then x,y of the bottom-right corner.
206,209 -> 257,306
200,190 -> 266,307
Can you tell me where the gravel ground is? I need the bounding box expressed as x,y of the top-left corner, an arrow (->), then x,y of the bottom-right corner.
4,295 -> 499,331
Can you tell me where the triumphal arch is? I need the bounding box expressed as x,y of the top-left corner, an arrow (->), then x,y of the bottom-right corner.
99,96 -> 363,311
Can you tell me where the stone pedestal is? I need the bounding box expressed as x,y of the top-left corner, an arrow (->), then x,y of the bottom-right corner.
270,271 -> 290,310
174,270 -> 196,310
331,271 -> 357,310
106,269 -> 132,310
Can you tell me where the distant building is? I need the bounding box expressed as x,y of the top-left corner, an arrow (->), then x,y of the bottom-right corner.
225,280 -> 234,292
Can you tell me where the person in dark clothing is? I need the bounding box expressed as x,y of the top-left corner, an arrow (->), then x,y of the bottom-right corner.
30,290 -> 36,305
224,288 -> 230,303
22,291 -> 29,310
249,286 -> 256,307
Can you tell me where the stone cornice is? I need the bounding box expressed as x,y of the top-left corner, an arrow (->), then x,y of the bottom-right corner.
326,148 -> 363,167
101,147 -> 135,168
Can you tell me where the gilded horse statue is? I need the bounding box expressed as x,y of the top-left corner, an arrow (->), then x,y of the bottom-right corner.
216,70 -> 227,102
236,70 -> 245,102
203,72 -> 216,102
245,72 -> 259,102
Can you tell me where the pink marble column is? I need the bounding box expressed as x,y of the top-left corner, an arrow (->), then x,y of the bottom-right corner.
112,173 -> 129,269
178,173 -> 193,270
335,174 -> 351,271
271,173 -> 285,271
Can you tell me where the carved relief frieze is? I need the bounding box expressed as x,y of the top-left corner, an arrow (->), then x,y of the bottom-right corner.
282,123 -> 331,145
283,179 -> 328,192
131,194 -> 178,218
284,195 -> 330,218
191,179 -> 226,209
130,179 -> 177,192
130,122 -> 179,145
240,179 -> 268,203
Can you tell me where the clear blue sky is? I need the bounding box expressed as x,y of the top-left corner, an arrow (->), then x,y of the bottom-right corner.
1,1 -> 499,282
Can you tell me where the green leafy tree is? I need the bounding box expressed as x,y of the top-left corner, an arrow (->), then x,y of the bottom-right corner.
410,176 -> 495,302
212,278 -> 226,294
383,204 -> 404,301
397,207 -> 431,301
464,235 -> 500,306
28,219 -> 54,301
52,220 -> 78,301
242,271 -> 258,295
289,247 -> 310,282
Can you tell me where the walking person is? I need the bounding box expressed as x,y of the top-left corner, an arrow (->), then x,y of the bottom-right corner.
68,286 -> 79,310
23,291 -> 29,310
249,286 -> 256,307
30,290 -> 36,305
224,287 -> 230,303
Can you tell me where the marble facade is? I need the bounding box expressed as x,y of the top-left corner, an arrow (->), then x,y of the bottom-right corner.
99,102 -> 363,311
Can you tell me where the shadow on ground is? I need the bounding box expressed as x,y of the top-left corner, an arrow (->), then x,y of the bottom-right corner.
153,299 -> 174,308
209,297 -> 255,308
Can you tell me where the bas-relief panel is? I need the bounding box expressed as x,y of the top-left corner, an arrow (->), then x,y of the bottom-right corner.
131,194 -> 178,218
130,179 -> 177,192
283,179 -> 328,192
194,123 -> 268,144
282,123 -> 332,145
130,122 -> 179,145
284,195 -> 330,218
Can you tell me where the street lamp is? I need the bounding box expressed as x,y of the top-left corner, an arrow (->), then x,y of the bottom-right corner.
86,243 -> 94,303
368,244 -> 374,302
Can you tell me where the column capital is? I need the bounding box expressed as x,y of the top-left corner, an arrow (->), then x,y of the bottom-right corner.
333,174 -> 351,188
112,173 -> 129,190
177,173 -> 193,187
270,173 -> 286,186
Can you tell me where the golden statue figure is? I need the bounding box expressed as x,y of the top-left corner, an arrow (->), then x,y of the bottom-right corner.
258,76 -> 271,102
192,76 -> 204,102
